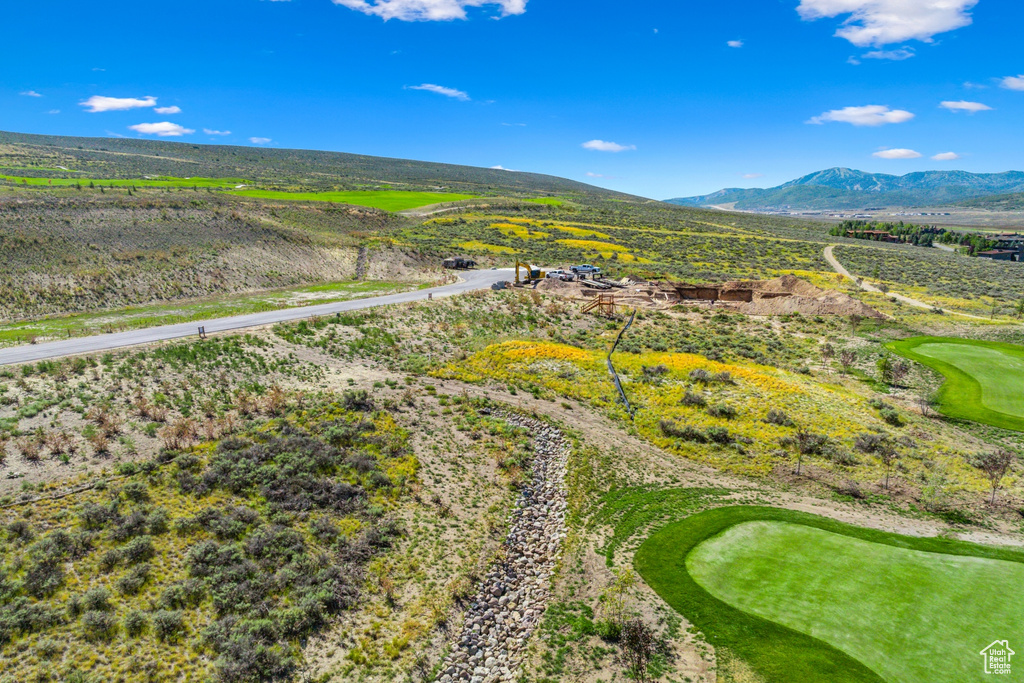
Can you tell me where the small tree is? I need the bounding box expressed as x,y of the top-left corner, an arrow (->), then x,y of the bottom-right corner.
877,354 -> 894,385
970,450 -> 1016,504
620,618 -> 655,683
890,360 -> 910,387
1015,298 -> 1024,319
915,392 -> 938,417
839,349 -> 856,375
849,313 -> 864,334
820,343 -> 835,373
878,442 -> 900,490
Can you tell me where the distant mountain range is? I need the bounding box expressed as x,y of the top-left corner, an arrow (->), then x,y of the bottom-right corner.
667,167 -> 1024,211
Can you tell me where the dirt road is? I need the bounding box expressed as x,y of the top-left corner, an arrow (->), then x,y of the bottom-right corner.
823,245 -> 992,321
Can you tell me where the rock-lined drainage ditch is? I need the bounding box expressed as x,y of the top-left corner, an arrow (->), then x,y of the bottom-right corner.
436,411 -> 569,683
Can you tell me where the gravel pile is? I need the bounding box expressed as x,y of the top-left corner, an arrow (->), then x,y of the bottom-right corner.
436,412 -> 569,683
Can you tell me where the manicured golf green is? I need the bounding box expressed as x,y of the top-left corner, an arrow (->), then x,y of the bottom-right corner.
635,506 -> 1024,683
888,336 -> 1024,431
228,189 -> 475,211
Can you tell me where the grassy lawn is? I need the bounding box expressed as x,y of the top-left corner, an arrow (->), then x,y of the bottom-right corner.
228,189 -> 475,211
0,279 -> 418,346
888,336 -> 1024,431
635,506 -> 1024,683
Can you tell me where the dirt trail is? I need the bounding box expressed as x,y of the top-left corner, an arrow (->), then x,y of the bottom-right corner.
824,245 -> 994,322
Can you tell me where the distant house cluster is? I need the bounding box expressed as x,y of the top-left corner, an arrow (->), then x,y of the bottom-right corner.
832,220 -> 1024,262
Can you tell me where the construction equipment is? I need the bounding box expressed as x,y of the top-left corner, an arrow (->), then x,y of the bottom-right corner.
514,261 -> 546,285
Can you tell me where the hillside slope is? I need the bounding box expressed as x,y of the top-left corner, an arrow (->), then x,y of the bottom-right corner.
0,130 -> 633,200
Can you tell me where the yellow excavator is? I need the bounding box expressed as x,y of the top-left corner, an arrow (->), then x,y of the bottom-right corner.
514,260 -> 545,285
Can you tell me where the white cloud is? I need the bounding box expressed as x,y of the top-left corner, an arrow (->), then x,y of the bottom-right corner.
501,122 -> 526,127
797,0 -> 977,47
861,47 -> 915,60
154,106 -> 181,114
808,104 -> 914,126
128,122 -> 194,137
727,40 -> 744,48
81,95 -> 158,113
582,139 -> 636,153
873,148 -> 922,159
204,129 -> 232,136
741,173 -> 764,179
490,165 -> 518,171
1001,75 -> 1024,91
932,152 -> 960,160
47,110 -> 60,115
249,137 -> 272,144
20,90 -> 42,97
940,100 -> 992,113
333,0 -> 526,22
406,83 -> 470,101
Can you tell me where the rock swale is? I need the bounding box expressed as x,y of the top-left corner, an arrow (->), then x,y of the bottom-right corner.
436,412 -> 569,683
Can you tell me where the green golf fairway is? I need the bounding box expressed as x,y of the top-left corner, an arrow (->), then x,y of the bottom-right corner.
887,336 -> 1024,431
688,521 -> 1024,683
635,507 -> 1024,683
227,189 -> 474,211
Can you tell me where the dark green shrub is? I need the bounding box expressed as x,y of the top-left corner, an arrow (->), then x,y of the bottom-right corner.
152,609 -> 185,641
706,427 -> 732,445
116,563 -> 151,596
764,409 -> 793,427
82,610 -> 117,641
82,586 -> 112,611
122,481 -> 149,503
124,610 -> 148,638
121,536 -> 155,565
707,403 -> 736,419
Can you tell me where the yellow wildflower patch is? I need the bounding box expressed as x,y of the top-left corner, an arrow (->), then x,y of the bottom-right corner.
553,225 -> 612,239
498,340 -> 594,363
557,239 -> 629,252
459,240 -> 518,254
491,222 -> 550,239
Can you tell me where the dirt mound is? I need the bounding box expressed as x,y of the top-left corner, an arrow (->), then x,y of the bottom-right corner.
736,290 -> 882,318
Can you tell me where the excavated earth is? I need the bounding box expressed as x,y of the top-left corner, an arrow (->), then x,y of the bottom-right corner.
536,273 -> 882,318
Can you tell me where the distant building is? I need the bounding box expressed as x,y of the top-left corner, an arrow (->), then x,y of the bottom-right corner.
977,249 -> 1018,262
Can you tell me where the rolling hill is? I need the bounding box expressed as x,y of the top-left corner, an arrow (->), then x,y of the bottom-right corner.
668,167 -> 1024,211
0,130 -> 631,200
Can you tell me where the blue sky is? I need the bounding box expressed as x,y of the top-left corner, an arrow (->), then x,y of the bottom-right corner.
3,0 -> 1023,198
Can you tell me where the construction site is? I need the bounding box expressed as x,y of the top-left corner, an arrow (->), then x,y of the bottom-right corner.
529,272 -> 884,318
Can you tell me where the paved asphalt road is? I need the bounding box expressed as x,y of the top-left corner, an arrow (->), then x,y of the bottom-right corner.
0,269 -> 516,366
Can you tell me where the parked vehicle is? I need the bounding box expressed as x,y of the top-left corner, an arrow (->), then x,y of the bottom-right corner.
571,264 -> 601,275
546,269 -> 568,279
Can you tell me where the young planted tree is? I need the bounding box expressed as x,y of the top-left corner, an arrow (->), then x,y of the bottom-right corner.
877,442 -> 900,490
820,343 -> 835,373
620,618 -> 655,683
839,349 -> 856,375
876,354 -> 894,385
970,450 -> 1016,504
890,360 -> 910,387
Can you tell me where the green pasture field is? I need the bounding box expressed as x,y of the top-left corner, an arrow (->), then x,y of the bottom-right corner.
0,279 -> 419,347
0,174 -> 247,188
228,188 -> 475,211
887,336 -> 1024,431
635,506 -> 1024,683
